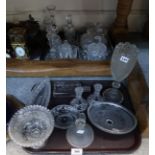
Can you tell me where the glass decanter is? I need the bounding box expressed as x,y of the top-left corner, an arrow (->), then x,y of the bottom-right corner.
70,87 -> 88,112
83,36 -> 107,60
46,25 -> 62,50
66,113 -> 94,148
87,83 -> 104,104
64,15 -> 76,43
8,105 -> 55,149
58,40 -> 77,59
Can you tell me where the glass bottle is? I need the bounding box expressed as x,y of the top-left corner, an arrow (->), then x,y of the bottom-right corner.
66,113 -> 94,148
84,36 -> 107,60
70,87 -> 88,112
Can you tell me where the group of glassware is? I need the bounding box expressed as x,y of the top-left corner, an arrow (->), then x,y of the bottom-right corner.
8,27 -> 139,149
43,5 -> 108,60
8,82 -> 137,149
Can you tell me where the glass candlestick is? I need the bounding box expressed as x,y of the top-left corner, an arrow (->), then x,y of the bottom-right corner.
66,113 -> 94,148
87,83 -> 104,104
70,87 -> 88,112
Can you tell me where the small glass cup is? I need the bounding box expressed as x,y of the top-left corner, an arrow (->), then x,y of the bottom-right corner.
102,83 -> 124,104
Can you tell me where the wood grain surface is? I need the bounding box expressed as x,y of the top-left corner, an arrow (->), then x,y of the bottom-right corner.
128,64 -> 149,138
6,59 -> 111,77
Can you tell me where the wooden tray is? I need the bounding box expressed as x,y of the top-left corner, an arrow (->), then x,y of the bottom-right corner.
25,80 -> 141,154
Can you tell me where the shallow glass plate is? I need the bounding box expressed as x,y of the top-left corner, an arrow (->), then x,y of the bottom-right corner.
31,80 -> 51,107
87,101 -> 137,135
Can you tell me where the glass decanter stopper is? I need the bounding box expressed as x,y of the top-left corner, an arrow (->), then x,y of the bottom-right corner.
8,105 -> 55,149
95,36 -> 108,59
66,113 -> 94,148
87,83 -> 104,104
95,22 -> 104,34
64,15 -> 76,43
43,5 -> 57,31
46,5 -> 56,26
70,87 -> 88,112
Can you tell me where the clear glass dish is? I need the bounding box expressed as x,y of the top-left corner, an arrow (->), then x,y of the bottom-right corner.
51,105 -> 79,129
8,105 -> 55,149
87,101 -> 137,135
